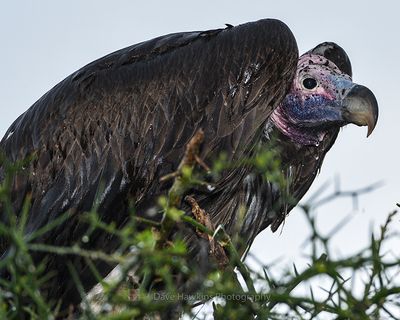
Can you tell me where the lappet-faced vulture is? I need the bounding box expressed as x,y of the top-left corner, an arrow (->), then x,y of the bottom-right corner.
0,19 -> 378,310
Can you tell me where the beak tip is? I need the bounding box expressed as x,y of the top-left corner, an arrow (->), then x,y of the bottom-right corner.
366,124 -> 375,137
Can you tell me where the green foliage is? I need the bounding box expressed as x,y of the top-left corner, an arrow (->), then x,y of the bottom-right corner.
0,151 -> 399,320
211,141 -> 287,190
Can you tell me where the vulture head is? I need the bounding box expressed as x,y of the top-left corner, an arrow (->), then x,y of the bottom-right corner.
271,43 -> 378,147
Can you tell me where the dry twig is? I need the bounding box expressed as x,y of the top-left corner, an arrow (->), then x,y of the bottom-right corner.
185,195 -> 229,269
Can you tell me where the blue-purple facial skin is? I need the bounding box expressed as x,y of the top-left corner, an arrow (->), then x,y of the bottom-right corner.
271,54 -> 354,146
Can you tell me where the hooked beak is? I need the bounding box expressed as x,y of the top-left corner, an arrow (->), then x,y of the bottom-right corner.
341,85 -> 379,137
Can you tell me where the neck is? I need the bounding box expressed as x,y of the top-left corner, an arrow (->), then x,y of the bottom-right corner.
270,104 -> 326,147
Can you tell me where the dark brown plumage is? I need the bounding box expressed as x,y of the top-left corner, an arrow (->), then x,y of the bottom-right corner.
0,19 -> 298,307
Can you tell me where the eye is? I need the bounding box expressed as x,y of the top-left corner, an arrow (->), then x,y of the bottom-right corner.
302,77 -> 318,90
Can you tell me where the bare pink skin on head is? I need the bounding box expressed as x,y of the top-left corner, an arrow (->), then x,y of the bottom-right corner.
270,53 -> 354,146
293,54 -> 352,100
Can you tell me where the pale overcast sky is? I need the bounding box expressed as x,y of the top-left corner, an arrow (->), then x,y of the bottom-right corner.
1,1 -> 399,275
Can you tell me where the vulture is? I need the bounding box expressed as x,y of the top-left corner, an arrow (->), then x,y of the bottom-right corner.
0,19 -> 378,311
